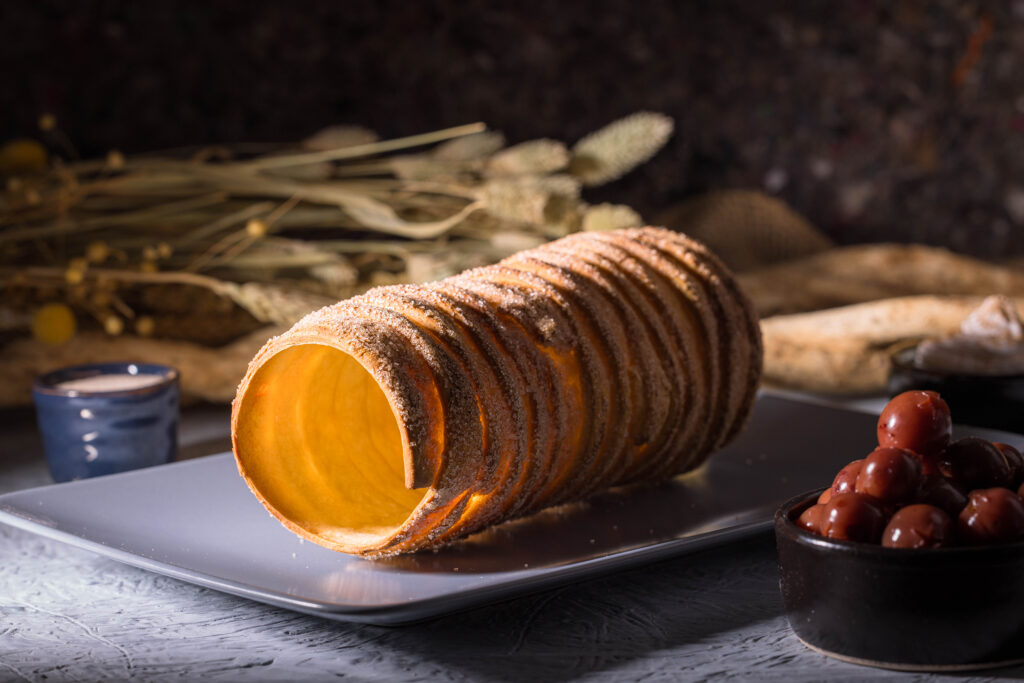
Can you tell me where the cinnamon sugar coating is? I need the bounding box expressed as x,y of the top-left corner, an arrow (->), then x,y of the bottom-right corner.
231,227 -> 763,557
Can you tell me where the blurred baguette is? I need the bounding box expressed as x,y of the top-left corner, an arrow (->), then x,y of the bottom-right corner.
761,296 -> 1024,394
740,244 -> 1024,317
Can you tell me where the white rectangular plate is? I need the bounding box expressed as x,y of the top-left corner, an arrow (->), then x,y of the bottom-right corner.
2,394 -> 1017,624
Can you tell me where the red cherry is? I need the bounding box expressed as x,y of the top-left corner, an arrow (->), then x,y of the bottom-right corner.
877,390 -> 952,457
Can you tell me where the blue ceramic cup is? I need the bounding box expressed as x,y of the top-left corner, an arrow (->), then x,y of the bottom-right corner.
32,363 -> 180,482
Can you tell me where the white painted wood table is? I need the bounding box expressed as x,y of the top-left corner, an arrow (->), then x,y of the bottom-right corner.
1,404 -> 1020,682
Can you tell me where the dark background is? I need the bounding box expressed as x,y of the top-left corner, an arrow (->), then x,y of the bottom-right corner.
2,0 -> 1022,257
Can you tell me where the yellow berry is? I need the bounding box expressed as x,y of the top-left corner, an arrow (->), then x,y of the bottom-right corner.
135,316 -> 156,337
86,241 -> 109,263
103,315 -> 124,336
246,219 -> 269,237
156,242 -> 172,258
106,149 -> 125,169
38,113 -> 57,131
0,138 -> 47,175
142,245 -> 158,261
65,257 -> 87,284
32,303 -> 76,345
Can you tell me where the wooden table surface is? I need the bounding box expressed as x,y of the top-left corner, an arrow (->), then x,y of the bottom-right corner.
0,402 -> 1020,682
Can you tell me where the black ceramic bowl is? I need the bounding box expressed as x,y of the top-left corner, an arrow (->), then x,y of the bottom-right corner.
889,346 -> 1024,434
776,489 -> 1024,671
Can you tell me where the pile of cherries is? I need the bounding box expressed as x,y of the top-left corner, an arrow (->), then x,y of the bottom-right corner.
798,390 -> 1024,548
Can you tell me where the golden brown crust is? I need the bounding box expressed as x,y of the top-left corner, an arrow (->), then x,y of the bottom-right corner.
231,227 -> 762,557
457,266 -> 609,507
501,254 -> 633,498
407,286 -> 534,530
356,287 -> 514,540
439,275 -> 574,514
631,229 -> 743,451
537,241 -> 669,479
585,232 -> 712,482
547,235 -> 677,479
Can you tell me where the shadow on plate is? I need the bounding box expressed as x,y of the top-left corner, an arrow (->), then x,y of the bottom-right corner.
376,465 -> 773,574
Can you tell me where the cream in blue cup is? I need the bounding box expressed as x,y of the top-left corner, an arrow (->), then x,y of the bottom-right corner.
32,363 -> 180,482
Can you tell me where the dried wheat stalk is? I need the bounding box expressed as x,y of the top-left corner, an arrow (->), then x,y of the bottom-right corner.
1,114 -> 671,338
